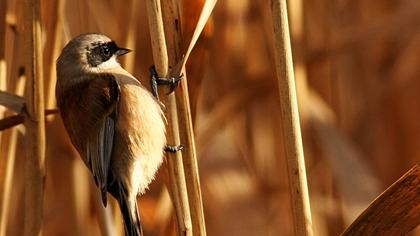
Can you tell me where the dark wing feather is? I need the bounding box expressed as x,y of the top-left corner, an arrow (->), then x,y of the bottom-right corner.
58,73 -> 119,206
85,74 -> 120,206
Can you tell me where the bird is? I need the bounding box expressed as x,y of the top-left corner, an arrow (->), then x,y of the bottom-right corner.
56,33 -> 169,236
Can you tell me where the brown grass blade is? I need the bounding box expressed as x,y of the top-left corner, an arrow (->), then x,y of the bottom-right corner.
0,114 -> 24,131
170,0 -> 217,77
0,109 -> 57,131
0,91 -> 25,113
342,164 -> 420,235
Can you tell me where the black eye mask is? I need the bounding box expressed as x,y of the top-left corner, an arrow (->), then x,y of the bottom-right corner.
87,41 -> 118,67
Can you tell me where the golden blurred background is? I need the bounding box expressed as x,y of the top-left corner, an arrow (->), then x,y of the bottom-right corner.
0,0 -> 419,235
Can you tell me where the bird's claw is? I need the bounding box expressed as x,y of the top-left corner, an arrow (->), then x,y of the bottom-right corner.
149,65 -> 183,102
165,144 -> 184,153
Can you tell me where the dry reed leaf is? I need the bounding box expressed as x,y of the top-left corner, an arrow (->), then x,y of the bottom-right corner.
0,90 -> 25,113
0,109 -> 57,131
342,164 -> 420,235
170,0 -> 217,77
180,0 -> 213,120
0,114 -> 24,131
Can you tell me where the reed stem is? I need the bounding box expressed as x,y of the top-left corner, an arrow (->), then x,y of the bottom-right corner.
0,0 -> 6,99
145,0 -> 192,235
269,0 -> 313,235
161,1 -> 207,235
23,0 -> 46,235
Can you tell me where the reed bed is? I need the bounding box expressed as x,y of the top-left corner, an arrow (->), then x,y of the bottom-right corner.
0,0 -> 419,235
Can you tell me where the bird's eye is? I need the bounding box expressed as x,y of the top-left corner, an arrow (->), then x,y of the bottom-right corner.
102,45 -> 111,57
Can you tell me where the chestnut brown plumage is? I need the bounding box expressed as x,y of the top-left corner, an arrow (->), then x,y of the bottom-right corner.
56,33 -> 167,236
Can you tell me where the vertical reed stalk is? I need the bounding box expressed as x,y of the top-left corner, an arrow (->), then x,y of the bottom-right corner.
145,0 -> 192,235
23,0 -> 46,235
0,0 -> 7,119
92,183 -> 115,236
44,0 -> 64,109
0,0 -> 6,82
122,0 -> 138,73
269,0 -> 313,235
0,0 -> 8,233
161,1 -> 207,235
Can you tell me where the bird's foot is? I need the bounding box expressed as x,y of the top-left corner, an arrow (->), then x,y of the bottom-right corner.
165,144 -> 184,153
149,65 -> 183,102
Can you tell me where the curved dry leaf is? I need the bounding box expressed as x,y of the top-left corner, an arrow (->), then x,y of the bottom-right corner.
0,90 -> 25,113
342,164 -> 420,235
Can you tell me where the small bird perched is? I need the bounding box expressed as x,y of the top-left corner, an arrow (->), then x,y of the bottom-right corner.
56,33 -> 179,236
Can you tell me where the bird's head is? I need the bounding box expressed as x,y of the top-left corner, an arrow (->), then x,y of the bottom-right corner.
57,33 -> 131,76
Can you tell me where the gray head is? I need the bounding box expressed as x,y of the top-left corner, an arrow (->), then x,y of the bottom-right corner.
57,33 -> 131,77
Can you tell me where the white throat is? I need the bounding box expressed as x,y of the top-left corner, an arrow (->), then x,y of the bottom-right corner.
90,55 -> 122,73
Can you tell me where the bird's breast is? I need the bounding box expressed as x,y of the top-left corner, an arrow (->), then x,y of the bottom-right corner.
112,72 -> 166,194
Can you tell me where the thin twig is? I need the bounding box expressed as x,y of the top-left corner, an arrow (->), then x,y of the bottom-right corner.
269,0 -> 313,235
0,109 -> 57,131
23,0 -> 46,235
145,1 -> 192,235
161,1 -> 207,236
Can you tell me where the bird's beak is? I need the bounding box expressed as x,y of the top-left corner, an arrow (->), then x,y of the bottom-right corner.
116,48 -> 132,56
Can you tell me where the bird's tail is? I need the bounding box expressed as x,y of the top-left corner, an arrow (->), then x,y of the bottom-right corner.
118,196 -> 143,236
112,181 -> 143,236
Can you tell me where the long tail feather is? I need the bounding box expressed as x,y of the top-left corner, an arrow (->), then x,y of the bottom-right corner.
109,180 -> 143,236
118,195 -> 143,236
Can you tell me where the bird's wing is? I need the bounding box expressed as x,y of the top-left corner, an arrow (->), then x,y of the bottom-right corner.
84,74 -> 120,206
59,73 -> 120,206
